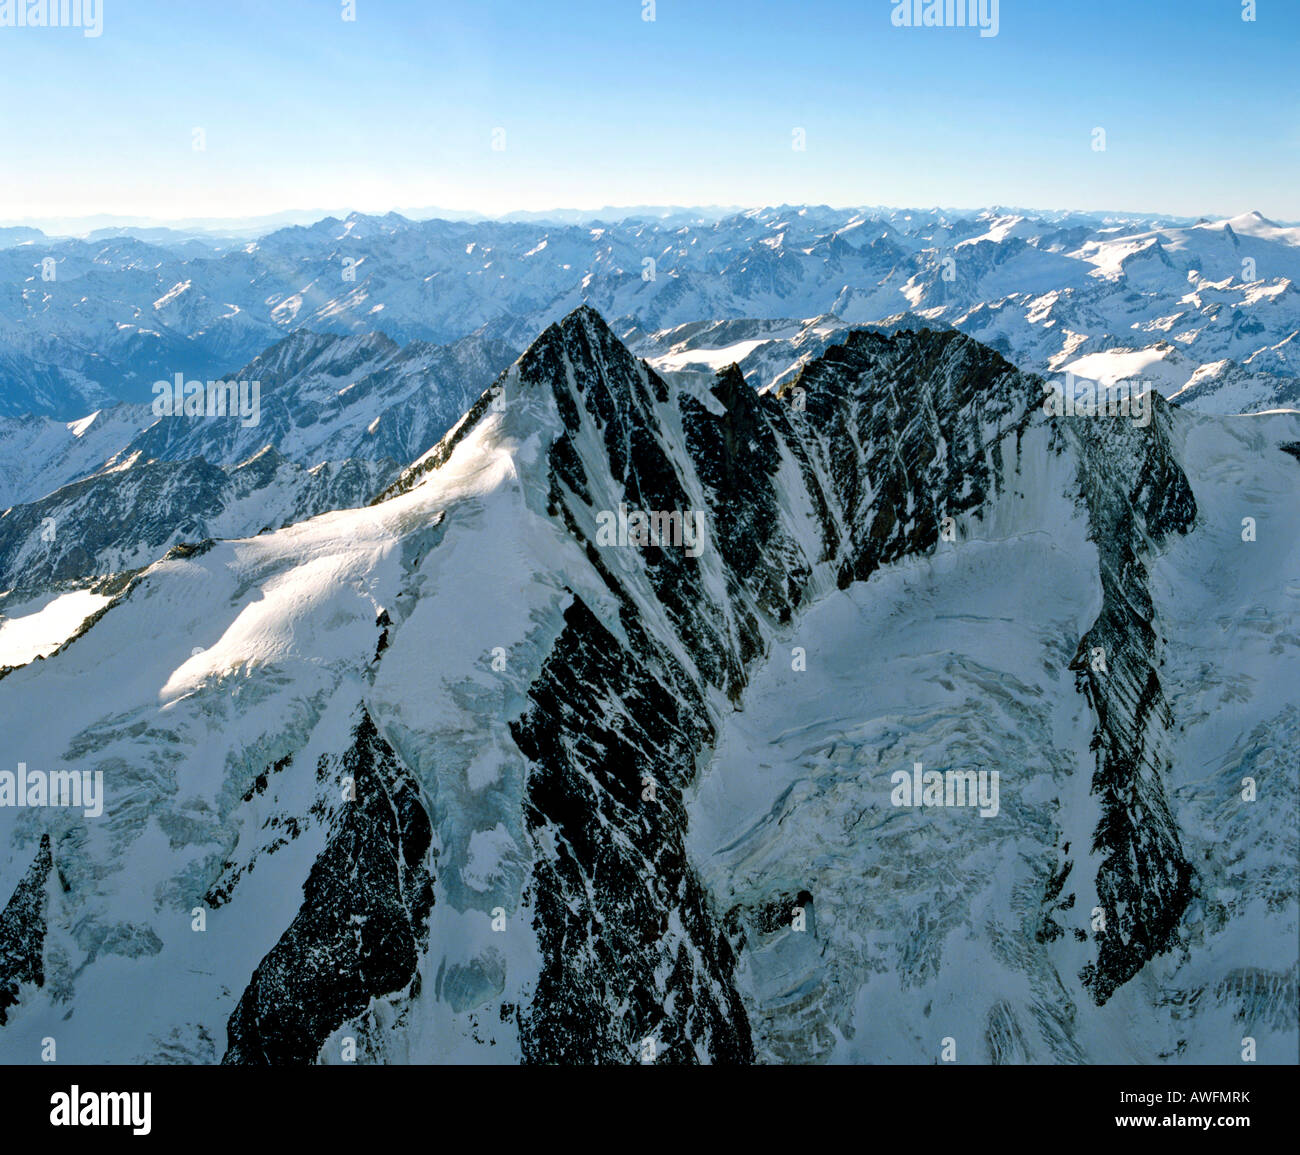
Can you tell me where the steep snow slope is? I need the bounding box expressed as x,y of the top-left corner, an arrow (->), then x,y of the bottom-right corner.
689,407 -> 1299,1062
0,589 -> 115,669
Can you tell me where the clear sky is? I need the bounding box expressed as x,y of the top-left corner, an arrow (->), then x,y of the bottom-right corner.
1,0 -> 1296,224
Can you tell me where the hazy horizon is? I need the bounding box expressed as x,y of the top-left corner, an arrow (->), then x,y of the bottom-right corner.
3,201 -> 1290,241
2,0 -> 1296,222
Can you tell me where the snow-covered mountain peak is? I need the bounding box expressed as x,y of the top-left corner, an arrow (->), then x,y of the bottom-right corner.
1,307 -> 1296,1068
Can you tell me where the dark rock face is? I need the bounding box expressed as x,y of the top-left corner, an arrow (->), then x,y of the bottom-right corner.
1065,407 -> 1198,1004
774,327 -> 1037,589
223,711 -> 433,1064
508,322 -> 759,1063
0,834 -> 52,1025
503,308 -> 1205,1057
511,600 -> 752,1064
504,309 -> 1055,1062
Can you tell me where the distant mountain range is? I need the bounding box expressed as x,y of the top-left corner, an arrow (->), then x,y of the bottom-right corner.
0,329 -> 515,592
3,206 -> 1299,423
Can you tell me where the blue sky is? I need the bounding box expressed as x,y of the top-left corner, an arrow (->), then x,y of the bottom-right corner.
1,0 -> 1296,223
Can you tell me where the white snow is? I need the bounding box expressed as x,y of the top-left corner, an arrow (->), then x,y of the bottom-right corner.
0,588 -> 113,668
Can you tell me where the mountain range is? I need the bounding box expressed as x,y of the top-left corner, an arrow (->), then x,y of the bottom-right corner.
4,206 -> 1300,422
0,307 -> 1294,1064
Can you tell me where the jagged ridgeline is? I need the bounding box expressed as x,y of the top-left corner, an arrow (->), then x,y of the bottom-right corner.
0,307 -> 1295,1064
